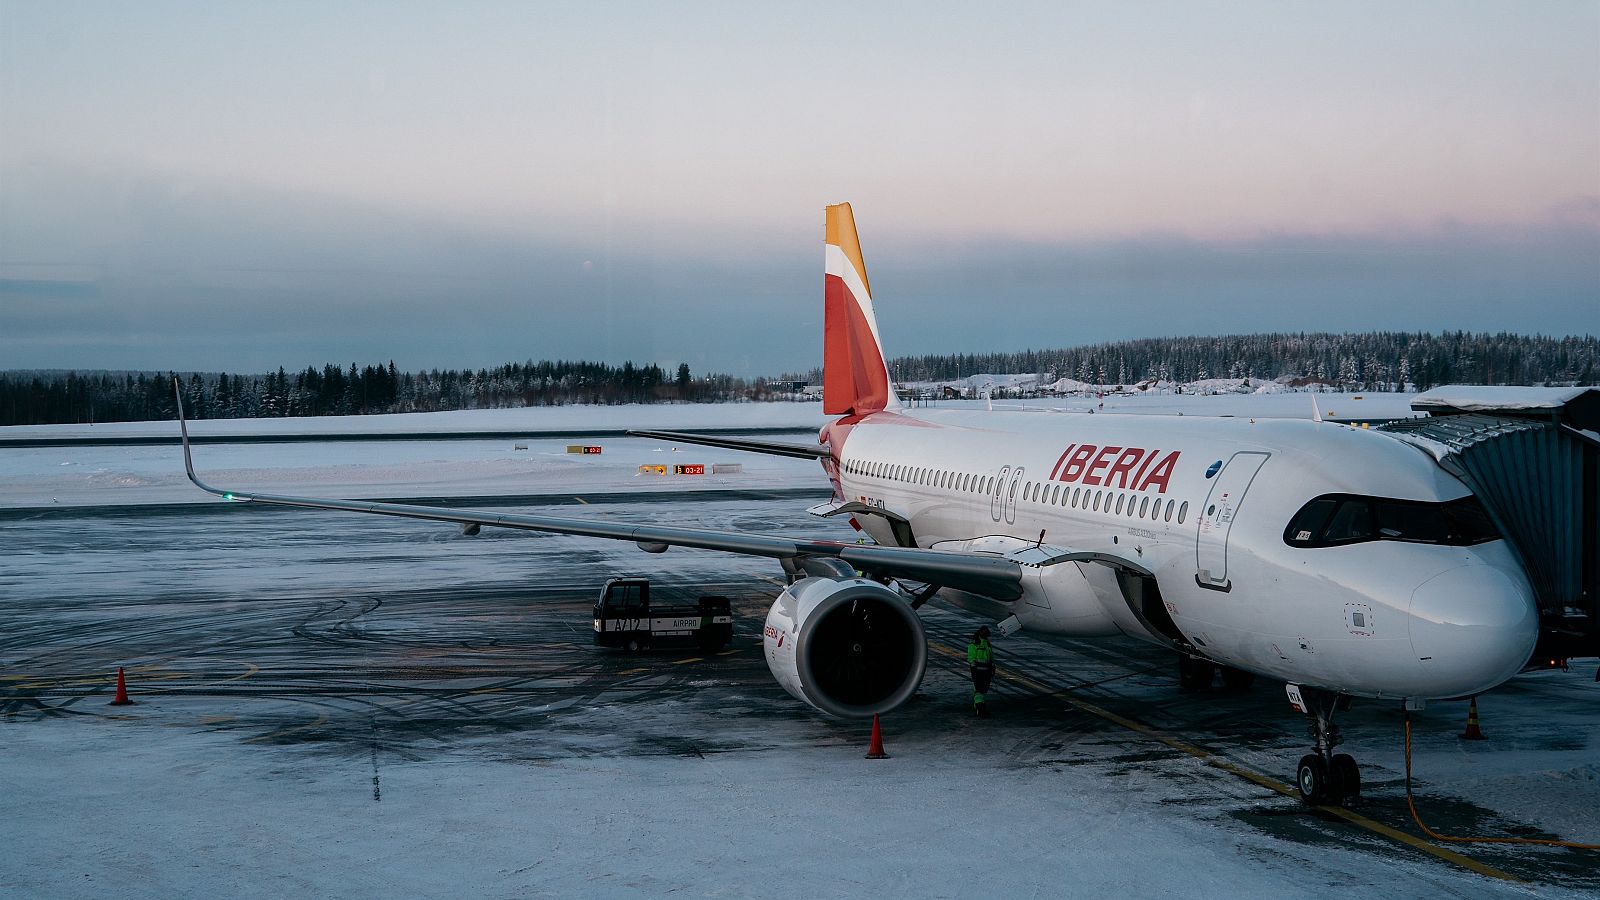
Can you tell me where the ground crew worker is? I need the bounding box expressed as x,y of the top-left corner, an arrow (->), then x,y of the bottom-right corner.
968,626 -> 994,716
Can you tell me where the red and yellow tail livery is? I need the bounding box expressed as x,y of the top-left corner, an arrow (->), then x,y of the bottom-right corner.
824,203 -> 898,416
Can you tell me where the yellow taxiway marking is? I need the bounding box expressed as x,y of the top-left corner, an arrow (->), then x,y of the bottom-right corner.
9,661 -> 255,694
717,649 -> 740,656
468,687 -> 506,695
573,496 -> 590,505
929,642 -> 1519,883
672,657 -> 704,665
241,710 -> 330,744
618,668 -> 648,675
198,716 -> 235,725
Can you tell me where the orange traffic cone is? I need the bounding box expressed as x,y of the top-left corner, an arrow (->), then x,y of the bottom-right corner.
1460,696 -> 1484,740
110,667 -> 133,706
865,714 -> 889,759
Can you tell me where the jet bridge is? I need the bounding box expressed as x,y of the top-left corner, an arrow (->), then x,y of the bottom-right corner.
1379,386 -> 1600,663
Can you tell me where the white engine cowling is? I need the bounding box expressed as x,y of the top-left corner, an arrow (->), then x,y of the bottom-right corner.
763,576 -> 927,718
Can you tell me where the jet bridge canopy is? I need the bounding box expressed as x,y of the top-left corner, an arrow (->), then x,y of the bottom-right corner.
1380,386 -> 1600,661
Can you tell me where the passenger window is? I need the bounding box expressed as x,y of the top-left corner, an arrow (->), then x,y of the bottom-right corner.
1139,496 -> 1150,517
1115,494 -> 1125,515
1178,501 -> 1188,524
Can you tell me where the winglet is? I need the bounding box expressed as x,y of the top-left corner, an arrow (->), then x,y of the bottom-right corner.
173,377 -> 233,499
1311,395 -> 1324,423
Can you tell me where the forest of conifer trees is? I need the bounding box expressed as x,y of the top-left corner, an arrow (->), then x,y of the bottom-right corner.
2,331 -> 1593,426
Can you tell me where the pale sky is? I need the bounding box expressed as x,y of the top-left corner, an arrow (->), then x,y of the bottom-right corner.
2,2 -> 1596,376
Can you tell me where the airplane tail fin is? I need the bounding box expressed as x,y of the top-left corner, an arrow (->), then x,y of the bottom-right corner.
824,203 -> 899,416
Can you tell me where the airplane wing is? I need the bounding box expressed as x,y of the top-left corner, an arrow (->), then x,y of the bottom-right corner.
625,429 -> 830,460
174,382 -> 1021,599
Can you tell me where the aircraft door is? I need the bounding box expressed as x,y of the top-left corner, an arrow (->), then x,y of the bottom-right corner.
1004,468 -> 1024,525
990,466 -> 1010,522
1194,452 -> 1269,590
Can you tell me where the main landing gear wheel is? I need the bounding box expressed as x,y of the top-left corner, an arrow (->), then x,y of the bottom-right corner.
1291,686 -> 1361,806
1178,656 -> 1215,692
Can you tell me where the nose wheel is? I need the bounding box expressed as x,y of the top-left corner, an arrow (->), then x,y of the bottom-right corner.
1296,751 -> 1360,804
1288,685 -> 1361,805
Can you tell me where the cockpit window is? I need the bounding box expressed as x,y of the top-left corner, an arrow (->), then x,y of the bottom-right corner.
1284,494 -> 1499,548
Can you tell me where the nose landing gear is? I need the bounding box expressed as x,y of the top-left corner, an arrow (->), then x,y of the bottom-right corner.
1287,684 -> 1361,805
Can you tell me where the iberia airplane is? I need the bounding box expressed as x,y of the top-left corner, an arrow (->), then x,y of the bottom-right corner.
174,203 -> 1538,805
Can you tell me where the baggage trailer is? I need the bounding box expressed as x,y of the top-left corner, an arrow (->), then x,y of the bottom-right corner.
593,577 -> 734,652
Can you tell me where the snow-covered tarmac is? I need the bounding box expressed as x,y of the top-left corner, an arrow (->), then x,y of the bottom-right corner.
3,397 -> 1597,898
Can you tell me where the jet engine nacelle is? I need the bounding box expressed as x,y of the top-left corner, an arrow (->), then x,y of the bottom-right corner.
763,575 -> 927,718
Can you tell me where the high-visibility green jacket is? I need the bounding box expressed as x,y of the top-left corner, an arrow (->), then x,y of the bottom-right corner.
968,638 -> 993,665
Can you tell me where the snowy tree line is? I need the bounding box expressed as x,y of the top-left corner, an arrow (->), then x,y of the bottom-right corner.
786,331 -> 1594,393
0,359 -> 779,426
5,331 -> 1594,426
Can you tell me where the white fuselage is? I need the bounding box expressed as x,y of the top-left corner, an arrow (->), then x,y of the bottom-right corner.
829,407 -> 1538,701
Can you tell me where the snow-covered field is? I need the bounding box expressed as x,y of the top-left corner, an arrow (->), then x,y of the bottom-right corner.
4,395 -> 1597,898
1,393 -> 1415,510
0,401 -> 829,439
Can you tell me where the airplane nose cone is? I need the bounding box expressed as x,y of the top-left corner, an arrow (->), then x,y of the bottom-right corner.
1409,564 -> 1537,697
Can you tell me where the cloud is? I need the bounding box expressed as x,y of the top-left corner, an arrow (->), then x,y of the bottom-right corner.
0,278 -> 100,298
1,162 -> 1595,376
